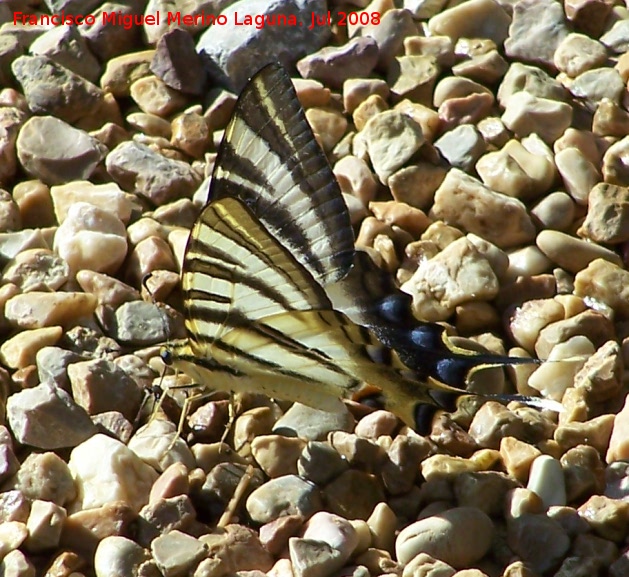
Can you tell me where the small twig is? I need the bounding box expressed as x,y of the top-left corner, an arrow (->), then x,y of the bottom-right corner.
217,464 -> 255,528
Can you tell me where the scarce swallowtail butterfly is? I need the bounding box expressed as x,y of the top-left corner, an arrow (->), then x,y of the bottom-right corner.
161,63 -> 555,434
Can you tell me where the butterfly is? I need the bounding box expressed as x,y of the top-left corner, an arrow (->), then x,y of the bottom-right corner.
161,63 -> 553,434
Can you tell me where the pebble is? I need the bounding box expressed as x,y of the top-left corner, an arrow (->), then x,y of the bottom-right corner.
526,455 -> 566,508
2,248 -> 69,292
69,433 -> 158,513
151,28 -> 207,96
67,358 -> 143,422
171,111 -> 211,158
53,202 -> 128,275
603,135 -> 629,185
302,511 -> 359,564
297,37 -> 378,89
553,33 -> 608,78
94,536 -> 152,577
396,507 -> 494,568
504,0 -> 569,68
106,140 -> 200,205
6,382 -> 95,449
273,403 -> 355,441
554,147 -> 600,205
578,183 -> 629,244
427,0 -> 510,44
5,291 -> 97,330
0,550 -> 35,577
323,469 -> 385,520
4,451 -> 75,506
577,495 -> 629,542
530,191 -> 575,231
359,110 -> 425,184
400,236 -> 499,321
537,232 -> 622,274
388,55 -> 439,104
367,502 -> 397,554
573,340 -> 622,403
111,300 -> 171,346
246,475 -> 322,524
50,180 -> 138,224
16,116 -> 107,185
567,68 -> 625,112
250,435 -> 306,478
333,156 -> 378,205
508,298 -> 565,353
593,98 -> 629,138
505,488 -> 544,520
506,514 -> 570,573
454,471 -> 519,516
468,402 -> 527,450
100,50 -> 154,98
151,530 -> 207,577
431,169 -> 535,249
289,537 -> 345,577
501,91 -> 572,144
306,108 -> 347,152
297,441 -> 349,485
606,395 -> 629,463
476,138 -> 555,201
574,258 -> 629,317
434,124 -> 485,172
128,419 -> 195,473
24,499 -> 66,553
198,524 -> 273,574
561,445 -> 606,503
0,521 -> 27,559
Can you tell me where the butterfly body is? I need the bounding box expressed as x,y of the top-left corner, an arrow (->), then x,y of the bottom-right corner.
164,63 -> 548,432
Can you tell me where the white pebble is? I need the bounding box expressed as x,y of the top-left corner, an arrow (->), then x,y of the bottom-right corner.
527,455 -> 566,508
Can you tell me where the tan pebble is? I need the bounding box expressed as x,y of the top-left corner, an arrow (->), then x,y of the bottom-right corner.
250,435 -> 306,478
168,228 -> 190,270
129,75 -> 188,117
0,550 -> 35,576
578,183 -> 629,244
370,201 -> 431,238
53,202 -> 127,275
577,495 -> 629,542
555,414 -> 615,456
360,110 -> 424,184
468,402 -> 527,450
124,236 -> 177,286
571,532 -> 618,568
333,156 -> 378,205
400,236 -> 498,322
606,395 -> 629,462
292,78 -> 330,109
343,78 -> 389,115
289,537 -> 345,577
433,76 -> 492,108
427,0 -> 510,44
24,499 -> 66,553
535,311 -> 602,358
5,292 -> 97,330
455,301 -> 500,335
348,519 -> 372,557
555,127 -> 607,167
505,347 -> 539,397
554,33 -> 608,77
170,112 -> 211,159
574,258 -> 629,317
554,148 -> 600,205
507,297 -> 566,352
203,88 -> 237,132
593,98 -> 629,138
477,116 -> 509,148
352,94 -> 388,132
603,135 -> 629,185
2,248 -> 70,292
566,68 -> 625,112
404,35 -> 454,67
401,553 -> 455,577
500,437 -> 542,484
451,50 -> 508,85
389,163 -> 446,209
302,511 -> 359,565
126,111 -> 172,138
75,270 -> 140,307
367,502 -> 397,554
0,521 -> 27,558
530,191 -> 575,231
573,339 -> 622,402
388,55 -> 439,105
12,180 -> 55,229
354,409 -> 399,439
466,234 -> 509,279
0,326 -> 63,369
420,454 -> 481,481
438,92 -> 494,131
127,217 -> 169,246
536,231 -> 622,274
431,169 -> 535,249
561,445 -> 606,503
565,0 -> 614,37
529,337 -> 592,399
151,530 -> 208,577
505,487 -> 544,520
501,91 -> 572,144
506,246 -> 552,280
306,108 -> 347,152
396,506 -> 494,568
476,139 -> 555,201
394,100 -> 441,142
454,471 -> 519,516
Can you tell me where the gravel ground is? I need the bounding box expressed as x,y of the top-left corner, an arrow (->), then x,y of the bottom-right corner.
0,0 -> 629,576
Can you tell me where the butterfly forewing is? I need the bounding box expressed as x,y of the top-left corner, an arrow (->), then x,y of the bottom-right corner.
210,64 -> 354,286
